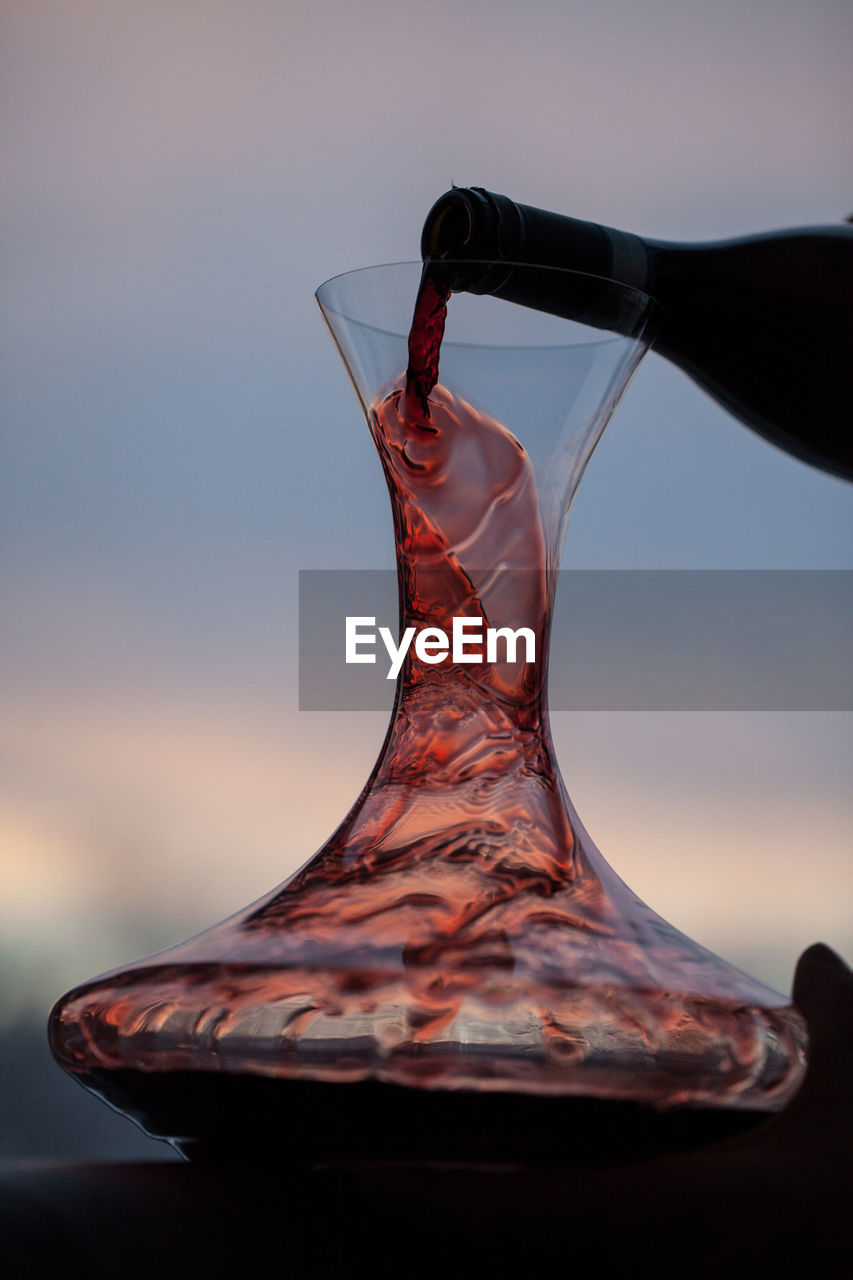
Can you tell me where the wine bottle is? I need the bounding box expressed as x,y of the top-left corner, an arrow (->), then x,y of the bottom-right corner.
421,187 -> 853,480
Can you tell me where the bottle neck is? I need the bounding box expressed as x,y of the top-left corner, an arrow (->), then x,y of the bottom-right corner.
422,187 -> 650,294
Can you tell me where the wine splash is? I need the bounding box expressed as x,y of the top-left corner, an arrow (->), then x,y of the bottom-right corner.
49,262 -> 807,1156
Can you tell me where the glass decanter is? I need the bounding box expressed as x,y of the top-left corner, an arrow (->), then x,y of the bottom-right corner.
49,262 -> 806,1162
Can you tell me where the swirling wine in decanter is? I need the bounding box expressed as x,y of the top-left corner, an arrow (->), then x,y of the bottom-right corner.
50,261 -> 806,1160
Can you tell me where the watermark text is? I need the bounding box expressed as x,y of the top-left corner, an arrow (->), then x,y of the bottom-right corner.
345,616 -> 536,680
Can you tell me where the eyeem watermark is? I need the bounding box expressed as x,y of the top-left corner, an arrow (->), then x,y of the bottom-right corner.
300,570 -> 853,710
346,616 -> 536,680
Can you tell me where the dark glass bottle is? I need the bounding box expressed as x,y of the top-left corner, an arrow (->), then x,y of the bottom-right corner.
422,187 -> 853,480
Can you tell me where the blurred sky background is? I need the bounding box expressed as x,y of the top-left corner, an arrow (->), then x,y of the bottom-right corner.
1,0 -> 851,1157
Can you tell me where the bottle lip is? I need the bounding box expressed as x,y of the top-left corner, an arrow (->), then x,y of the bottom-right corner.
421,186 -> 523,261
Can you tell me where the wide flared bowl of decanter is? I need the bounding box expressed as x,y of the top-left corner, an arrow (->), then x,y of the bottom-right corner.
49,262 -> 806,1163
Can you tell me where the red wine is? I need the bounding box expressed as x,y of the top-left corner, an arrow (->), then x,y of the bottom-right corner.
406,267 -> 449,405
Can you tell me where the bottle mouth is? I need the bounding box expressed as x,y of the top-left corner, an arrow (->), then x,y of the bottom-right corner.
421,188 -> 501,296
423,195 -> 476,257
421,187 -> 522,269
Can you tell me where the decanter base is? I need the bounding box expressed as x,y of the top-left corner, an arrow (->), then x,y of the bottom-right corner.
70,1069 -> 772,1168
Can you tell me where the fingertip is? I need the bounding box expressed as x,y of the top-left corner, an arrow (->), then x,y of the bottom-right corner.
793,941 -> 853,1018
797,942 -> 849,974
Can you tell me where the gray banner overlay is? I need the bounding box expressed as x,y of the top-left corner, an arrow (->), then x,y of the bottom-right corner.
298,570 -> 852,711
